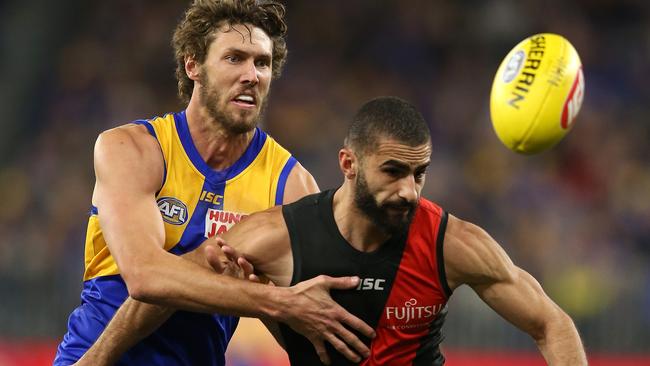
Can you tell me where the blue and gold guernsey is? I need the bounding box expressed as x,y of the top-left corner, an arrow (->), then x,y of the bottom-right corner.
55,111 -> 297,366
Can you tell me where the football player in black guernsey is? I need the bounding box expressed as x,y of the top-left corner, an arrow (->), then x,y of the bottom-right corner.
75,97 -> 587,366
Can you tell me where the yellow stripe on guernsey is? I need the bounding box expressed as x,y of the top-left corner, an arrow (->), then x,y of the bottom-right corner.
83,111 -> 295,281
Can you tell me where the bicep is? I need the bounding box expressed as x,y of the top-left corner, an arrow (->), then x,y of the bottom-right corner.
219,209 -> 292,286
445,215 -> 559,339
282,162 -> 319,204
93,128 -> 166,273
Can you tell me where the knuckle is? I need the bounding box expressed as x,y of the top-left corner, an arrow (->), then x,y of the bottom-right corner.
333,342 -> 346,353
341,332 -> 355,343
353,342 -> 366,352
325,323 -> 336,332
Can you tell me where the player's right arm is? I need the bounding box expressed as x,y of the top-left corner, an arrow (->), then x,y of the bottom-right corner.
92,125 -> 279,314
76,132 -> 372,365
444,215 -> 587,366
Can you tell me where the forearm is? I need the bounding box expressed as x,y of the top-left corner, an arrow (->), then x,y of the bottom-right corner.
127,251 -> 286,319
75,298 -> 173,366
536,312 -> 587,366
465,260 -> 587,366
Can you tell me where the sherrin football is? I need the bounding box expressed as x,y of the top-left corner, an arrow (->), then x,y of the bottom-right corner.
490,33 -> 585,154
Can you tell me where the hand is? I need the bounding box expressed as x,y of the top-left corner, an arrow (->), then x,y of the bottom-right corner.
218,245 -> 276,284
203,238 -> 256,281
281,275 -> 375,365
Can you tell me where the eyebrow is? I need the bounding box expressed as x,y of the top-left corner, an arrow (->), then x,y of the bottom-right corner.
222,47 -> 272,59
380,159 -> 430,170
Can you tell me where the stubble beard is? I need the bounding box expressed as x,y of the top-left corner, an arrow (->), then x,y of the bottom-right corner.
198,72 -> 268,135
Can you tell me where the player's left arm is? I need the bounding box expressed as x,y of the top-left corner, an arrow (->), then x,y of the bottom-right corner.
443,214 -> 587,366
282,161 -> 320,204
73,239 -> 247,366
258,161 -> 319,347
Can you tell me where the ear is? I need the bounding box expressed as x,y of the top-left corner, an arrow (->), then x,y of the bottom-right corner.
338,148 -> 357,180
185,56 -> 200,81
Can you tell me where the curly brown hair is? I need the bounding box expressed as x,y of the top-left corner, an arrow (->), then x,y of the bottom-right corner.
172,0 -> 288,103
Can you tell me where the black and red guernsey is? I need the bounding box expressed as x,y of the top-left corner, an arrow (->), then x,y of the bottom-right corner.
280,189 -> 452,365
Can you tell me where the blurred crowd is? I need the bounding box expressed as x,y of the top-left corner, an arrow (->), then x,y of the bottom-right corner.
0,0 -> 648,354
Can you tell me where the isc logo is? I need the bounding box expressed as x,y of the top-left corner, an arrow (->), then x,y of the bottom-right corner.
356,278 -> 386,291
157,197 -> 188,225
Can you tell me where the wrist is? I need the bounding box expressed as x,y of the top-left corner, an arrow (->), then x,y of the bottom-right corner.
260,285 -> 291,321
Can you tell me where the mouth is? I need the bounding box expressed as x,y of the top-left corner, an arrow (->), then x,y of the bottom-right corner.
385,206 -> 410,215
231,93 -> 257,109
383,201 -> 415,215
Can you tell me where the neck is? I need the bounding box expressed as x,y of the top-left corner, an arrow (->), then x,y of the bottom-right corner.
185,96 -> 255,170
332,184 -> 390,253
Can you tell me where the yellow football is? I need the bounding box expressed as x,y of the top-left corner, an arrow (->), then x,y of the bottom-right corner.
490,33 -> 585,154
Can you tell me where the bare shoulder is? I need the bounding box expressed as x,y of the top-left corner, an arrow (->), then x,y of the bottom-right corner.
95,124 -> 161,163
93,124 -> 164,196
444,215 -> 516,291
282,161 -> 319,204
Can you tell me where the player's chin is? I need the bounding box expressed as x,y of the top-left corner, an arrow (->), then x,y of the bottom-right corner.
384,221 -> 410,236
393,205 -> 417,223
233,110 -> 260,128
383,213 -> 412,234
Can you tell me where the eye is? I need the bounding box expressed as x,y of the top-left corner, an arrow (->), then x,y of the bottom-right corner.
414,169 -> 427,182
225,55 -> 240,63
382,167 -> 402,177
255,58 -> 271,68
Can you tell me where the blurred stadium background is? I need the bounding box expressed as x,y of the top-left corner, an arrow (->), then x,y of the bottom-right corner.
0,0 -> 649,365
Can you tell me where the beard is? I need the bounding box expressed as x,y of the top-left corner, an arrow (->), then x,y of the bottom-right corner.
198,71 -> 268,135
353,170 -> 418,237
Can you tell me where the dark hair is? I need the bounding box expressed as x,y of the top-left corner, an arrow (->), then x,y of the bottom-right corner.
172,0 -> 288,102
345,96 -> 431,155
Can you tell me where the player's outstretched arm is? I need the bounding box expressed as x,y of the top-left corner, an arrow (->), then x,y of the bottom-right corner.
92,127 -> 317,317
444,215 -> 587,366
75,205 -> 373,365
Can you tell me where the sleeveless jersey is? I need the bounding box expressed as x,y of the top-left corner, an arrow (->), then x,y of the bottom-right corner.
280,189 -> 452,365
55,111 -> 297,366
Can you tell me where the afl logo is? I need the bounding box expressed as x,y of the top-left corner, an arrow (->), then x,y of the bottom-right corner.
157,197 -> 188,225
502,50 -> 525,83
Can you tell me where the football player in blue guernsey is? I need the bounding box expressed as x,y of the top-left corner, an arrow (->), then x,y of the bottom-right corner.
54,1 -> 375,365
75,97 -> 587,366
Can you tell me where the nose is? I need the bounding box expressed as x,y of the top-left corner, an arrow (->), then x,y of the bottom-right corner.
240,59 -> 259,86
397,175 -> 418,203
